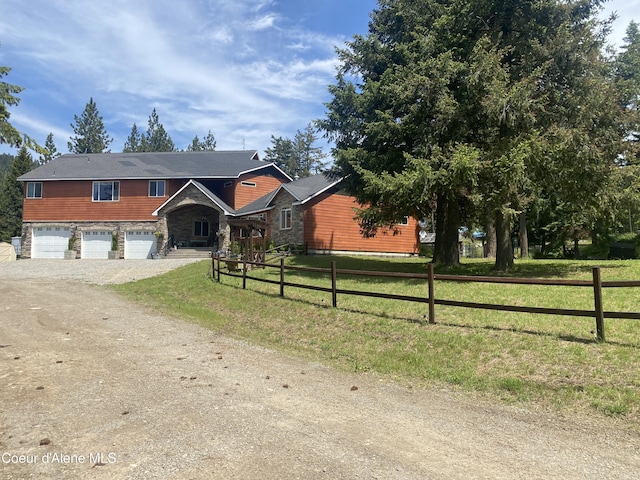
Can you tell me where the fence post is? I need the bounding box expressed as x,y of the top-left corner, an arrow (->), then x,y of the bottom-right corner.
592,267 -> 605,342
280,257 -> 285,298
216,253 -> 221,282
242,258 -> 247,289
331,261 -> 337,308
428,263 -> 436,324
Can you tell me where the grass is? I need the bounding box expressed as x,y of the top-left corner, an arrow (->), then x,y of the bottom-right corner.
110,255 -> 640,426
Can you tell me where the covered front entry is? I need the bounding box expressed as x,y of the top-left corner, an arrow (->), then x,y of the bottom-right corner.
166,205 -> 221,250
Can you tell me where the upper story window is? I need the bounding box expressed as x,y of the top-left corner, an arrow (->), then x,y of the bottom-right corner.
399,216 -> 409,226
280,208 -> 292,230
241,181 -> 257,187
93,181 -> 120,202
26,182 -> 42,199
149,180 -> 165,197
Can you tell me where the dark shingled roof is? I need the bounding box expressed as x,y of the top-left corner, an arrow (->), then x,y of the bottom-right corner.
235,174 -> 343,216
281,174 -> 339,202
17,150 -> 284,181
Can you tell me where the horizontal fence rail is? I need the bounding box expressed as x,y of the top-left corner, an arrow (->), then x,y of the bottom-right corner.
213,255 -> 640,342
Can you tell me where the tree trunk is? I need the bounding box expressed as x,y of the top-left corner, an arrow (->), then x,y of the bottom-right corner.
433,194 -> 460,267
484,213 -> 497,259
518,211 -> 529,258
495,209 -> 514,271
573,235 -> 580,259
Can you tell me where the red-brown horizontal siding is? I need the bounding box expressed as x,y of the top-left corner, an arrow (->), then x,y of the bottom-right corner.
303,193 -> 419,254
23,180 -> 177,221
232,173 -> 286,209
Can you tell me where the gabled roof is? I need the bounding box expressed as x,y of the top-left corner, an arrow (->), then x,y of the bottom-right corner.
280,174 -> 342,204
18,150 -> 290,181
235,174 -> 344,217
152,180 -> 235,216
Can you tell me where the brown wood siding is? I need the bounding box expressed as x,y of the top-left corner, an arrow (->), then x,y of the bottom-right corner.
23,180 -> 172,221
232,173 -> 285,209
303,192 -> 419,254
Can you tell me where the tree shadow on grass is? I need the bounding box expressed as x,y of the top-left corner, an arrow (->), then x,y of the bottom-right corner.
286,255 -> 639,280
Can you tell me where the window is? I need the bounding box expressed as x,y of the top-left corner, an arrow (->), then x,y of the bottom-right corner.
280,208 -> 292,230
194,220 -> 209,237
223,181 -> 232,188
93,181 -> 120,202
241,181 -> 256,187
149,180 -> 165,197
26,182 -> 42,199
399,216 -> 409,226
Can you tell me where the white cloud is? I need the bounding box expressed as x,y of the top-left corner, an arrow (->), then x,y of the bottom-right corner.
247,13 -> 278,31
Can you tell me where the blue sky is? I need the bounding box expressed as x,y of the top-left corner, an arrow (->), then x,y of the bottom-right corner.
0,0 -> 638,160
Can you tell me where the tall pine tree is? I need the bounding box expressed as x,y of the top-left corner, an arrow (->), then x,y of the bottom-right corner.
39,132 -> 59,164
0,146 -> 34,241
68,97 -> 112,153
123,123 -> 143,152
187,130 -> 217,151
141,108 -> 175,152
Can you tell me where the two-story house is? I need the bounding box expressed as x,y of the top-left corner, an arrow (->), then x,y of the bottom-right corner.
18,151 -> 419,259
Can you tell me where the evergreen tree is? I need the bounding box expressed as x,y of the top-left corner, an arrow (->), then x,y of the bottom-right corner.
1,45 -> 38,150
264,135 -> 296,177
68,97 -> 112,153
123,123 -> 143,152
264,124 -> 327,178
320,0 -> 623,269
0,62 -> 23,147
0,146 -> 34,242
39,132 -> 59,164
615,21 -> 640,164
141,108 -> 175,152
294,123 -> 327,177
187,130 -> 217,151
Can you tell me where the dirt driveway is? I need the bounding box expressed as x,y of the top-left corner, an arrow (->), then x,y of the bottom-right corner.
1,260 -> 639,479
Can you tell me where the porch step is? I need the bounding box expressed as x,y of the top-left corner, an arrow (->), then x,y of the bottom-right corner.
164,247 -> 212,259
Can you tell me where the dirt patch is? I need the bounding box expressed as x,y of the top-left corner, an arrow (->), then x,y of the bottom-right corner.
1,262 -> 639,479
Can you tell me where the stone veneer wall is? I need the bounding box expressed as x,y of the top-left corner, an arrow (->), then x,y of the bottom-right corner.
157,183 -> 229,251
21,221 -> 163,259
268,191 -> 303,247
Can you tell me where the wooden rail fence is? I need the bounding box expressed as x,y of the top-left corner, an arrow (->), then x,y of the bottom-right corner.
213,255 -> 640,342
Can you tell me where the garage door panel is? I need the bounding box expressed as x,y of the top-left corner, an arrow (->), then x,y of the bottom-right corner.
125,231 -> 157,259
32,227 -> 70,259
82,231 -> 111,259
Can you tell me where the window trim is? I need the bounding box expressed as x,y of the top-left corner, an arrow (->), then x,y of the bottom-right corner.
148,180 -> 166,197
92,181 -> 120,202
26,182 -> 43,199
194,220 -> 210,237
280,208 -> 292,230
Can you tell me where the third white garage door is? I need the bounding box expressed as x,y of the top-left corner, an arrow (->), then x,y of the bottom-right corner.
82,231 -> 112,259
124,231 -> 157,259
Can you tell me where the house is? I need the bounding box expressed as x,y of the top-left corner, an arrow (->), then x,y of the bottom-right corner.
17,151 -> 419,259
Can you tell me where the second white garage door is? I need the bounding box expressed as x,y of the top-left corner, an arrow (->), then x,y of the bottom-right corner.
82,231 -> 112,259
124,231 -> 157,259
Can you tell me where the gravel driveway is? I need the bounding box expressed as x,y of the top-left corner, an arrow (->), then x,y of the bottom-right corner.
1,259 -> 639,479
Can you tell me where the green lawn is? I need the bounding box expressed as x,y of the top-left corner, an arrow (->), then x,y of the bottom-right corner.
111,256 -> 640,425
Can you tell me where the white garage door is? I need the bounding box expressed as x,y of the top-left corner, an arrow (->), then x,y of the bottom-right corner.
82,231 -> 112,259
124,231 -> 157,259
32,226 -> 70,259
